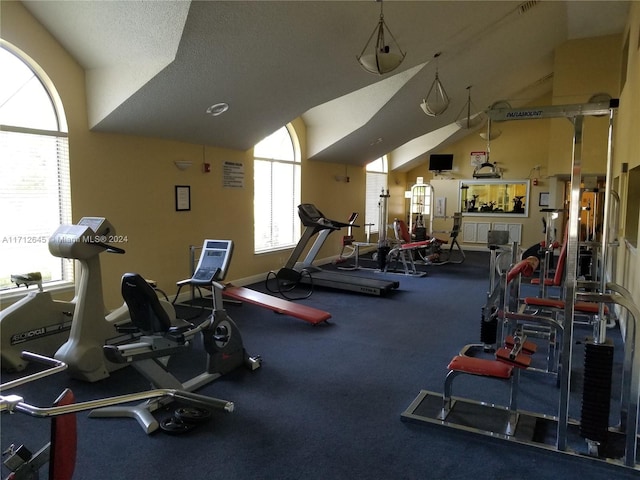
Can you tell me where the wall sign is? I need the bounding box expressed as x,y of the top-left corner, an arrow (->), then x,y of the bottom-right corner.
470,151 -> 487,166
175,185 -> 191,211
223,161 -> 244,188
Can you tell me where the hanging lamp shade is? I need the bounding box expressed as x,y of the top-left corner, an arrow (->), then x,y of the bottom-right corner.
479,119 -> 501,140
455,85 -> 485,129
479,101 -> 510,139
357,2 -> 406,75
420,52 -> 450,116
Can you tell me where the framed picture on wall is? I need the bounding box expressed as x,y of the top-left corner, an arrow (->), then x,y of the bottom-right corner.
539,192 -> 550,207
435,197 -> 446,217
175,185 -> 191,211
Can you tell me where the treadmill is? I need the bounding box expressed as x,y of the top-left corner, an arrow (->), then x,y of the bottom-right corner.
276,204 -> 399,296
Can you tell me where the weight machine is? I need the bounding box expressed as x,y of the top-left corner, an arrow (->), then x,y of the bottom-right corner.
407,178 -> 433,242
401,179 -> 465,266
403,99 -> 640,471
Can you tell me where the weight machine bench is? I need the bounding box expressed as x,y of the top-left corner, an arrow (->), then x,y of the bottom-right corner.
384,219 -> 439,276
437,334 -> 534,435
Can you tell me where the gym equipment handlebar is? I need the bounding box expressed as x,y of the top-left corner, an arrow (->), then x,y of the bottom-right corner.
0,351 -> 68,392
1,388 -> 234,417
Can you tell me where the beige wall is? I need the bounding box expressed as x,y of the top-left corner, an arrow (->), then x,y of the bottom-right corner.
406,93 -> 553,251
0,2 -> 373,308
2,1 -> 638,312
547,34 -> 623,176
615,2 -> 640,307
406,34 -> 627,255
408,15 -> 640,307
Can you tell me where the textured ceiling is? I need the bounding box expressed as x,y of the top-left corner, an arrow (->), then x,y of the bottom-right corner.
22,1 -> 630,172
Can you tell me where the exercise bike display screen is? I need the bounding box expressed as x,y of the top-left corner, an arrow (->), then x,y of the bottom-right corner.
191,240 -> 233,284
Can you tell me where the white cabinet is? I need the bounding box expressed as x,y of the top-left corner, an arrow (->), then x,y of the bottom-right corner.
462,222 -> 491,243
491,223 -> 523,244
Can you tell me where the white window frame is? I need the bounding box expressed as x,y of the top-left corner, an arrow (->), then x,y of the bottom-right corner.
0,42 -> 73,298
365,156 -> 388,234
253,124 -> 301,254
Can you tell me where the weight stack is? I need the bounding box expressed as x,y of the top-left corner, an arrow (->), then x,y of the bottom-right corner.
377,246 -> 390,271
580,338 -> 614,445
480,307 -> 498,349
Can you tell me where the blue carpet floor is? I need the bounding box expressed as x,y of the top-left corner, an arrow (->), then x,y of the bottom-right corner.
1,251 -> 637,479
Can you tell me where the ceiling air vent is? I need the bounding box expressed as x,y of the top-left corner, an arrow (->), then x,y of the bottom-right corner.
518,1 -> 540,15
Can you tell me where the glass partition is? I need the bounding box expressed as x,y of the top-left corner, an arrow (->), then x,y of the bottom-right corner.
460,179 -> 530,216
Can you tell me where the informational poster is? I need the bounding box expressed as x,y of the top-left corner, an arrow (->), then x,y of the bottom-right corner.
223,161 -> 244,188
175,185 -> 191,211
470,151 -> 487,166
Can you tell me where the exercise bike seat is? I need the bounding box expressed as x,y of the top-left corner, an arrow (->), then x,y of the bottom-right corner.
121,273 -> 173,335
105,274 -> 192,364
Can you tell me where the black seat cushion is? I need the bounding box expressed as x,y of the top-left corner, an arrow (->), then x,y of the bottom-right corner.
121,273 -> 172,334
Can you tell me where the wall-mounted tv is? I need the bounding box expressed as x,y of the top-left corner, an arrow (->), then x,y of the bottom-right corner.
429,154 -> 454,172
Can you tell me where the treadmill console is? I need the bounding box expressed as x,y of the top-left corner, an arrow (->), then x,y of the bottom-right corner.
298,204 -> 323,222
297,204 -> 350,229
191,240 -> 234,285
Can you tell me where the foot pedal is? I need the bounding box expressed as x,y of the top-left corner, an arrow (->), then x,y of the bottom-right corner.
496,347 -> 532,368
505,335 -> 537,354
2,444 -> 33,472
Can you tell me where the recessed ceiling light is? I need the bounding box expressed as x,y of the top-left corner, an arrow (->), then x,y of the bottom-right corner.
206,103 -> 229,116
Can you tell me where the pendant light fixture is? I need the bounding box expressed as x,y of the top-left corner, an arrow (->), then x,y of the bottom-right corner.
420,52 -> 450,116
455,85 -> 485,129
479,101 -> 510,140
356,0 -> 406,75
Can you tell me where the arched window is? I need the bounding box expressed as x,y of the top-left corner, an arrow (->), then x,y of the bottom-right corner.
365,156 -> 388,234
254,125 -> 301,253
0,43 -> 72,292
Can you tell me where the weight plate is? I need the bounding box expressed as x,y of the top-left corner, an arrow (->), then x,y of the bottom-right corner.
174,407 -> 212,424
159,416 -> 197,435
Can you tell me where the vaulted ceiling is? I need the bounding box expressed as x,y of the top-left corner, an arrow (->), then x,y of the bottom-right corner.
22,1 -> 630,172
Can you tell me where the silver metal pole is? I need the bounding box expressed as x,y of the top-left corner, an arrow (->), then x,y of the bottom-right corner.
595,110 -> 615,344
2,388 -> 234,417
557,114 -> 583,451
0,352 -> 67,392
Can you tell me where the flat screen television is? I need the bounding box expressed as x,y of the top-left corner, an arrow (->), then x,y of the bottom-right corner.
429,154 -> 454,172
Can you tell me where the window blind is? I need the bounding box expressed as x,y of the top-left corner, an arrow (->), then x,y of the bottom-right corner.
0,129 -> 72,288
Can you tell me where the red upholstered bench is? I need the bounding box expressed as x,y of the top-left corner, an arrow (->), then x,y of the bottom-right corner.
223,286 -> 331,325
440,340 -> 534,423
441,355 -> 516,421
523,296 -> 608,315
400,238 -> 441,250
447,355 -> 513,379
